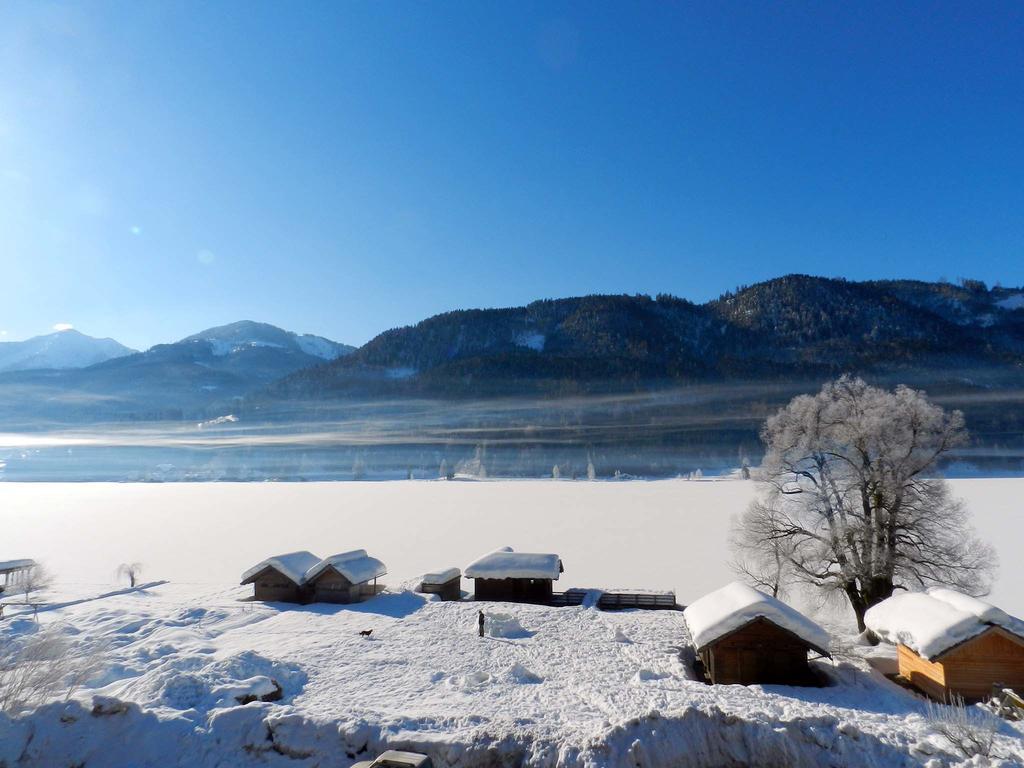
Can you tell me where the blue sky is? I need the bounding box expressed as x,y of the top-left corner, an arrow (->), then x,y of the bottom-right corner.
1,2 -> 1022,350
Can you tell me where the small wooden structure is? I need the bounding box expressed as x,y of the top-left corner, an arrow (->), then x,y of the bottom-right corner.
418,568 -> 462,601
465,547 -> 563,604
551,589 -> 678,611
684,582 -> 831,686
240,551 -> 320,603
305,550 -> 387,604
0,559 -> 37,594
865,589 -> 1024,701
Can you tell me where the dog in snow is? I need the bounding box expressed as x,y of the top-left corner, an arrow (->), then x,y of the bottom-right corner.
358,629 -> 373,638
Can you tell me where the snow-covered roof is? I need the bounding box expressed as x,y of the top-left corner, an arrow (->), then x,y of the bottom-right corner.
240,551 -> 321,586
421,567 -> 461,585
683,581 -> 831,655
305,549 -> 387,585
464,547 -> 562,581
0,559 -> 36,572
864,588 -> 1024,660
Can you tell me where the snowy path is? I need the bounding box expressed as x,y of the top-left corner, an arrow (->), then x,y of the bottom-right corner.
2,582 -> 1023,767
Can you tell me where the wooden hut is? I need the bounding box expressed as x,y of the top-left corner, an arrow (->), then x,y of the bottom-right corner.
418,568 -> 462,601
240,551 -> 320,603
0,559 -> 37,595
865,588 -> 1024,701
683,582 -> 831,686
464,547 -> 563,603
305,550 -> 387,604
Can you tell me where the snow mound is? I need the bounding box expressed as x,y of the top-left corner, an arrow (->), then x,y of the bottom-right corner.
484,613 -> 533,639
465,547 -> 561,580
504,662 -> 543,684
683,582 -> 830,654
864,589 -> 1024,659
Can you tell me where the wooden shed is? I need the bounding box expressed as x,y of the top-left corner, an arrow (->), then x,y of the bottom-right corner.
683,582 -> 831,686
0,559 -> 37,595
240,551 -> 320,603
305,550 -> 387,604
418,568 -> 462,601
465,547 -> 563,604
865,588 -> 1024,701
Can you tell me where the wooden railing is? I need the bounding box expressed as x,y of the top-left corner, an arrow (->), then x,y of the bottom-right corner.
549,589 -> 678,611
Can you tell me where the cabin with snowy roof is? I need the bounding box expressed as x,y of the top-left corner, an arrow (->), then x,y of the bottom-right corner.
865,588 -> 1024,701
305,550 -> 387,604
465,547 -> 563,603
418,568 -> 462,601
683,582 -> 831,686
240,551 -> 321,603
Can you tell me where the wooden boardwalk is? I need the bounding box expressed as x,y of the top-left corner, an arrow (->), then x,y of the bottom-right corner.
549,589 -> 678,611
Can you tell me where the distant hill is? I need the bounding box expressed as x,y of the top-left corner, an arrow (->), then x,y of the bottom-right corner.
0,321 -> 353,424
0,329 -> 135,372
274,276 -> 1024,399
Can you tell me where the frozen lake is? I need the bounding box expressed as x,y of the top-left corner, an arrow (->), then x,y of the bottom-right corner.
2,478 -> 1022,622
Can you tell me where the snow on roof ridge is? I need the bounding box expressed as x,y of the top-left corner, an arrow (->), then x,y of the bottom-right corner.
422,567 -> 461,584
865,588 -> 1024,659
240,551 -> 321,586
305,550 -> 387,585
464,547 -> 562,581
683,581 -> 831,655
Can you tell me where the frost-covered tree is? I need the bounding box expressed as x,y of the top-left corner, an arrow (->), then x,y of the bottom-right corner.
17,564 -> 51,607
117,562 -> 143,588
731,376 -> 995,631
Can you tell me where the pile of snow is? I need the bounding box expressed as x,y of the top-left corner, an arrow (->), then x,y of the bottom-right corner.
239,551 -> 321,586
465,547 -> 562,580
483,612 -> 533,639
864,588 -> 1024,659
305,549 -> 387,585
683,582 -> 831,654
421,567 -> 461,585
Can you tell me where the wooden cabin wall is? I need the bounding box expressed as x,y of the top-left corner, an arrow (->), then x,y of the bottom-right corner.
473,577 -> 553,603
310,570 -> 358,604
940,628 -> 1024,700
703,618 -> 814,685
896,644 -> 948,701
420,577 -> 462,601
251,568 -> 306,603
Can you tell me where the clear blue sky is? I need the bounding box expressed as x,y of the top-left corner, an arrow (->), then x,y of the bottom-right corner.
1,2 -> 1022,350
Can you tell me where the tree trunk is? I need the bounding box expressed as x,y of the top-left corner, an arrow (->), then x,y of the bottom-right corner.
846,576 -> 895,633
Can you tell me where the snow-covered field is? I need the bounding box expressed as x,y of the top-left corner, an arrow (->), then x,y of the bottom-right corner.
2,479 -> 1023,766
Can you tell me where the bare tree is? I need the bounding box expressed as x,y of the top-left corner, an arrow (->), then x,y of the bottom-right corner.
731,376 -> 995,631
117,562 -> 143,588
18,563 -> 51,607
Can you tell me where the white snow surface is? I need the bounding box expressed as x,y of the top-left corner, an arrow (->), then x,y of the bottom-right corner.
465,547 -> 561,580
1,582 -> 1022,767
864,589 -> 1024,660
306,550 -> 387,585
683,581 -> 831,654
240,551 -> 321,586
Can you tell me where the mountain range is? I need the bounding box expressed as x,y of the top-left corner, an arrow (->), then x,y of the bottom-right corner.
3,276 -> 1024,438
0,329 -> 135,373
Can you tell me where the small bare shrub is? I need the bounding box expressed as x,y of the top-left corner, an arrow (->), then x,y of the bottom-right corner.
926,695 -> 1000,759
0,626 -> 105,714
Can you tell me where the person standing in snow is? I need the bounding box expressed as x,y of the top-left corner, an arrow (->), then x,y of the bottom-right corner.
478,609 -> 485,638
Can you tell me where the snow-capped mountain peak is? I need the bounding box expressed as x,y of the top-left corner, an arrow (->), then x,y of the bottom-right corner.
0,329 -> 136,372
180,321 -> 352,360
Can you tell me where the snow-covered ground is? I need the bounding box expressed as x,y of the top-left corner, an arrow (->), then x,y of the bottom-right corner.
3,582 -> 1023,767
2,479 -> 1023,766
